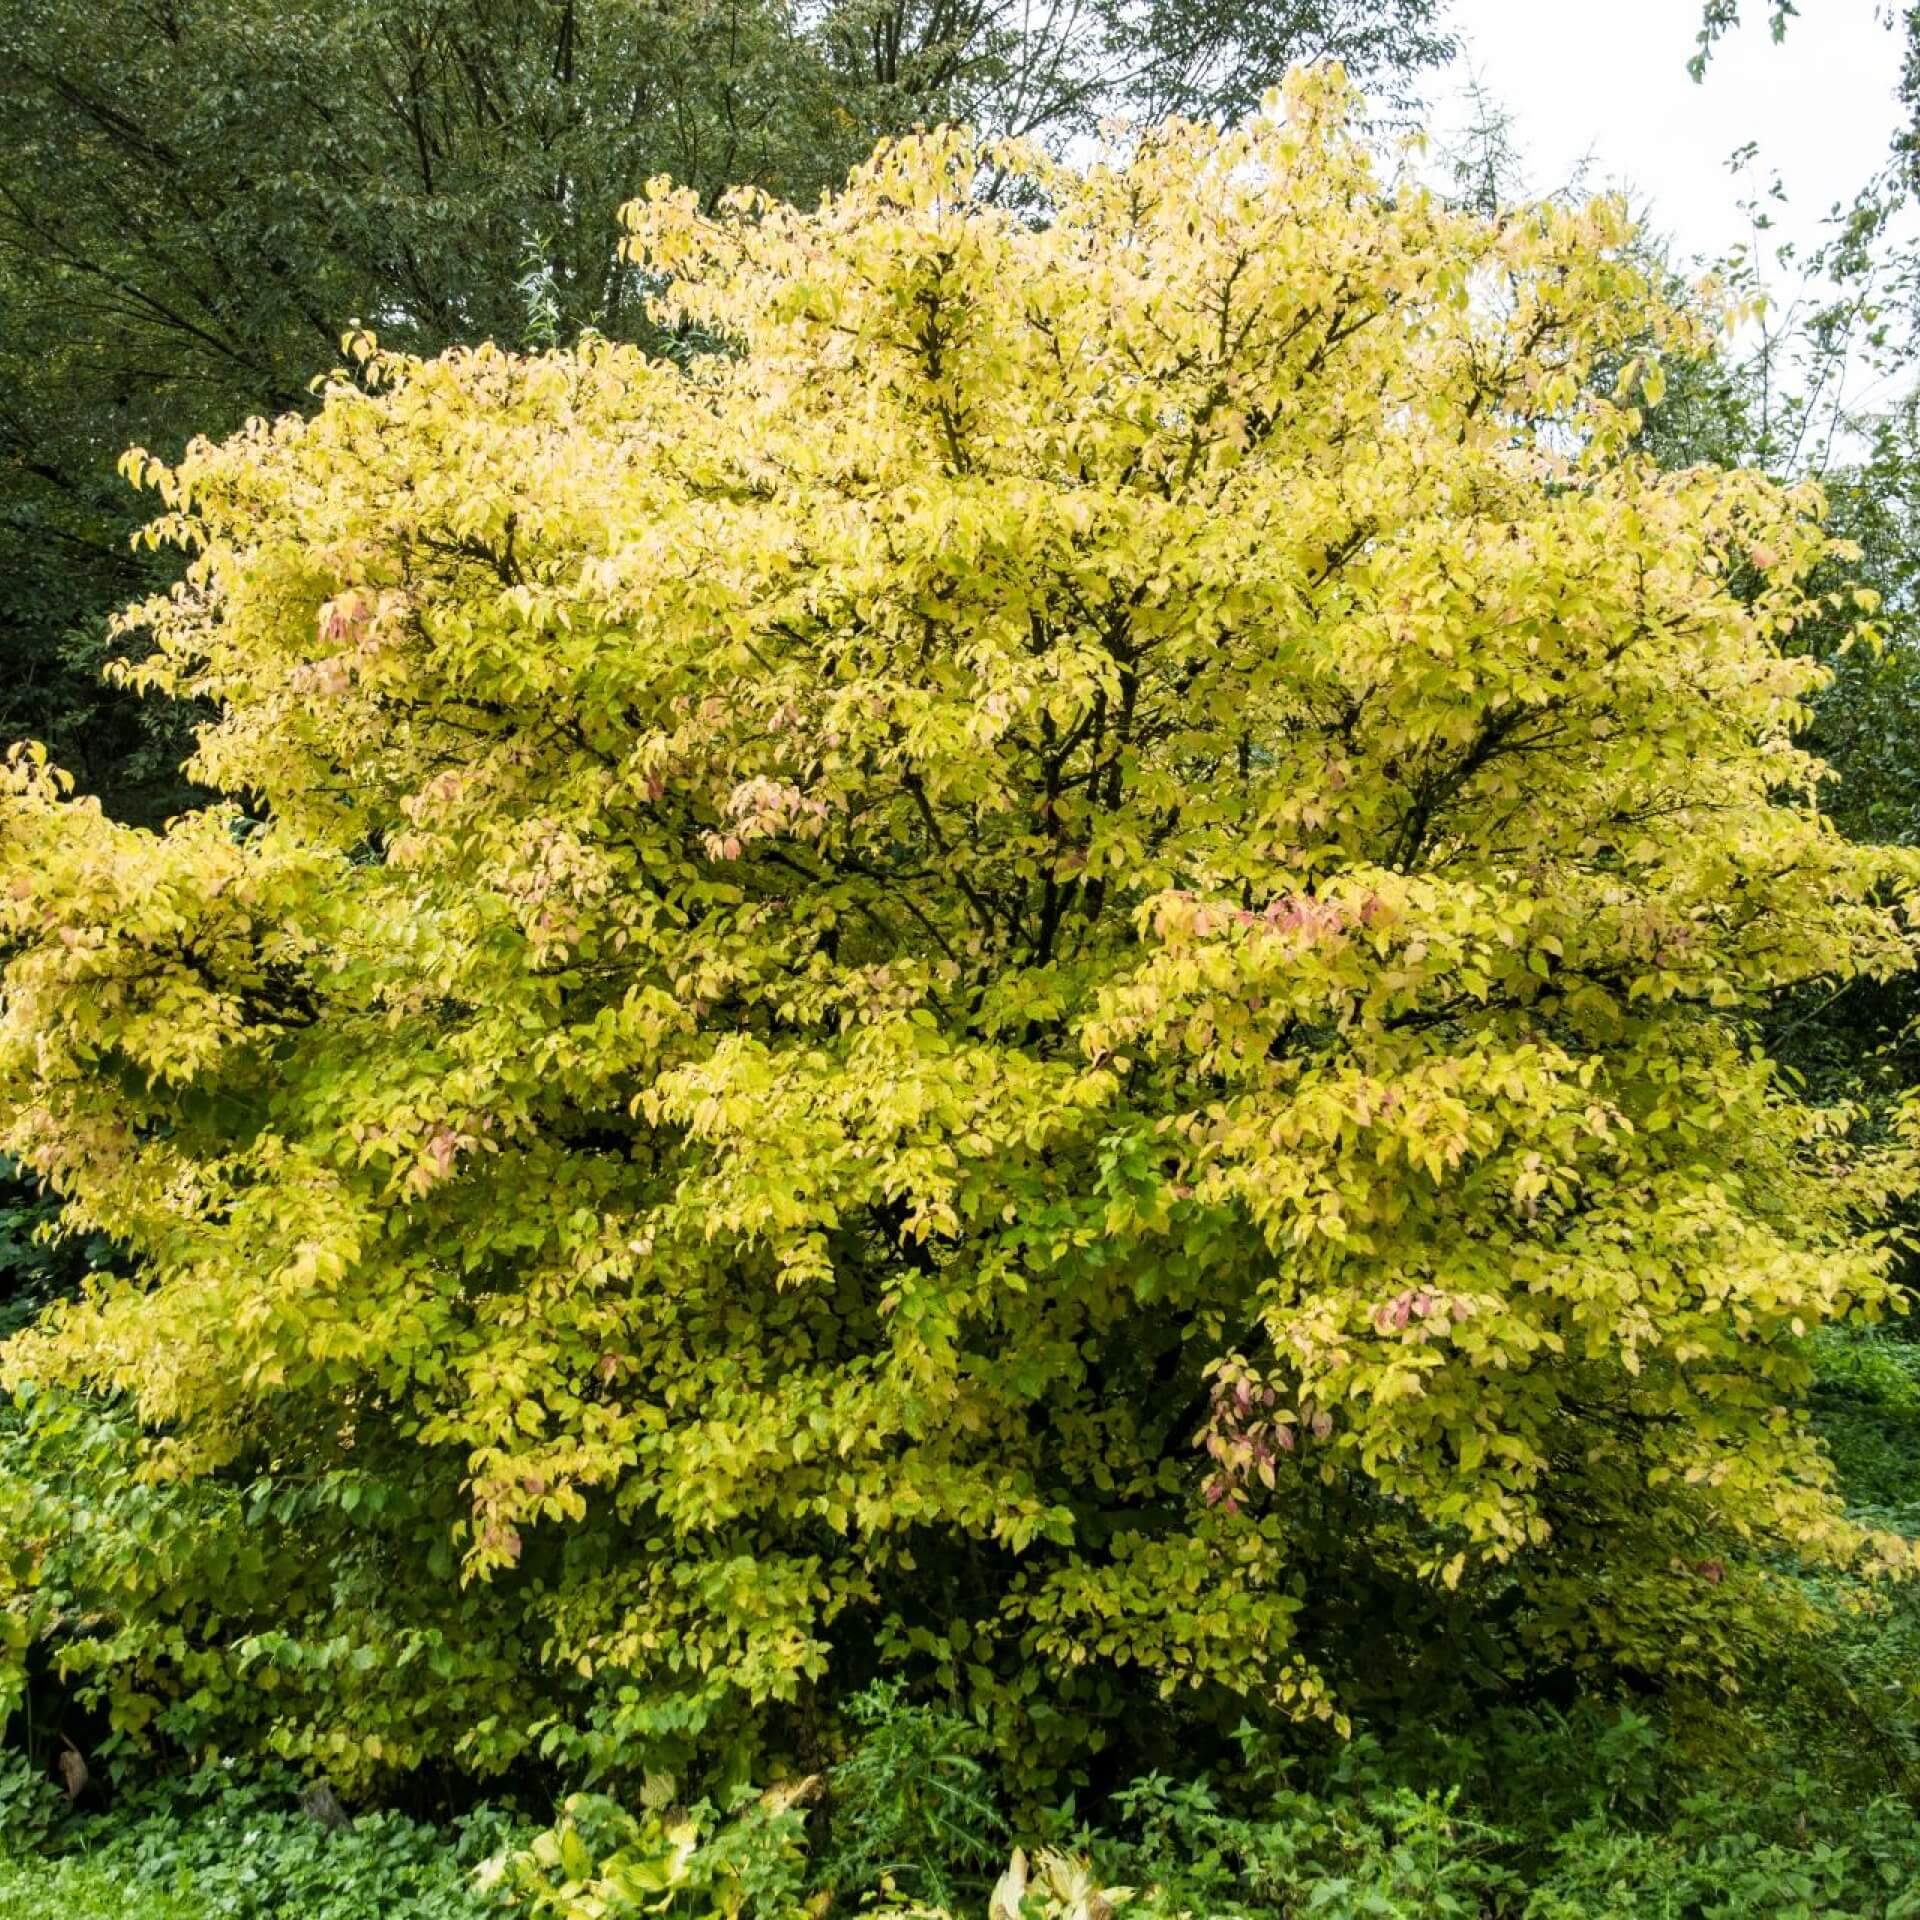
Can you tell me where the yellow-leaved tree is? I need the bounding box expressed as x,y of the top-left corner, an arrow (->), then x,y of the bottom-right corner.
1,71 -> 1914,1788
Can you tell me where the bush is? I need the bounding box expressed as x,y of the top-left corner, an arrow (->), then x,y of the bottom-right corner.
4,1707 -> 1920,1920
2,70 -> 1915,1791
1104,1767 -> 1519,1919
1526,1784 -> 1920,1919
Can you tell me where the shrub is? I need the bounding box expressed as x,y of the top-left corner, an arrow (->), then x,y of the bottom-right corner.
2,69 -> 1915,1789
1526,1782 -> 1920,1919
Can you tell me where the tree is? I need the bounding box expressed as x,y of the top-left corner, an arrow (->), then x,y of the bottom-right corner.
3,73 -> 1913,1793
813,0 -> 1452,136
0,0 -> 1452,828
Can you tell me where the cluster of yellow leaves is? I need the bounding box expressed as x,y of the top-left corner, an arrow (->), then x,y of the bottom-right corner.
2,69 -> 1915,1773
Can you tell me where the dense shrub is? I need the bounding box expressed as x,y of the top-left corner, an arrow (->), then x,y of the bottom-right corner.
2,71 -> 1916,1795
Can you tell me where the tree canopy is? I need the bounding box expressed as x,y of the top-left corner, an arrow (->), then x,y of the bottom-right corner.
0,0 -> 1451,824
2,73 -> 1913,1790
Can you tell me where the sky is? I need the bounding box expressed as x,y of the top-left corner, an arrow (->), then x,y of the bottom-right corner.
1434,0 -> 1904,273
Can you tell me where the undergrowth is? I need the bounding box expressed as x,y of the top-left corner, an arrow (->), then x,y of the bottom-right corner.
5,1699 -> 1920,1919
2,1331 -> 1917,1917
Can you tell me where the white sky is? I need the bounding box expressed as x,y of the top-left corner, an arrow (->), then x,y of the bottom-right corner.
1434,0 -> 1905,272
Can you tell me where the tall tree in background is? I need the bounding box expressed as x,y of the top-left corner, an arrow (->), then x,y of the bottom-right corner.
818,0 -> 1451,133
0,0 -> 1451,822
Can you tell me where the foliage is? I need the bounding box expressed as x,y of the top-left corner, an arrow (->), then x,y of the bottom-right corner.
1520,1795 -> 1920,1919
1795,410 -> 1920,850
870,1717 -> 1920,1919
1814,1325 -> 1920,1528
0,1759 -> 510,1919
0,1380 -> 575,1782
0,0 -> 1453,827
0,1750 -> 63,1855
479,1782 -> 813,1920
5,1702 -> 1920,1918
808,0 -> 1454,142
818,1681 -> 1005,1907
1688,1 -> 1802,84
1102,1765 -> 1517,1918
0,1164 -> 73,1345
3,74 -> 1918,1795
0,0 -> 856,824
979,1846 -> 1131,1920
466,1689 -> 1920,1917
0,1854 -> 195,1920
